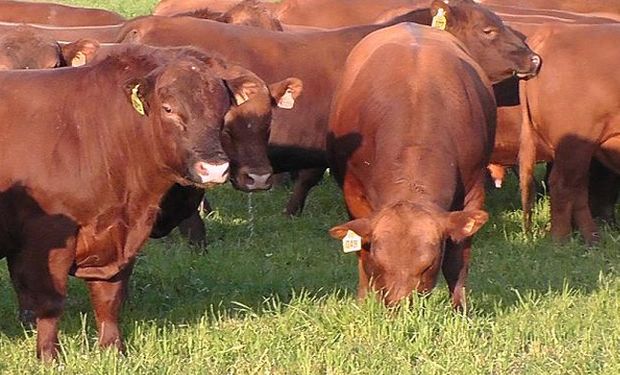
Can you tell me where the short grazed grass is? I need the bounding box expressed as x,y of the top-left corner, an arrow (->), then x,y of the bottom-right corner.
1,1 -> 620,373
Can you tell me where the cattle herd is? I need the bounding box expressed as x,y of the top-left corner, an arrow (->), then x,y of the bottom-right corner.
0,0 -> 618,362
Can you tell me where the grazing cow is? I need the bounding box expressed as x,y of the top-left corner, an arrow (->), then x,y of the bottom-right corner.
517,24 -> 620,244
327,3 -> 539,307
0,44 -> 294,360
0,25 -> 99,70
118,0 -> 539,217
0,0 -> 124,26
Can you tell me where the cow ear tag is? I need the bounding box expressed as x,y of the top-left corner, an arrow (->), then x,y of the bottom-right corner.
277,88 -> 295,109
71,51 -> 87,67
131,84 -> 145,116
342,230 -> 362,253
432,8 -> 447,31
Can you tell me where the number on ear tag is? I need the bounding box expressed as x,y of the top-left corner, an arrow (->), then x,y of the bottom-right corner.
432,8 -> 447,31
277,89 -> 295,109
131,84 -> 145,116
342,230 -> 362,253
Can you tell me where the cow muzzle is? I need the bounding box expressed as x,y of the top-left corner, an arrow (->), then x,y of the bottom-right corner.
193,161 -> 230,184
516,54 -> 541,79
233,167 -> 273,192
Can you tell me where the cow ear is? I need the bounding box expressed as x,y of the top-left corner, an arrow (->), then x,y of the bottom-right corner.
224,76 -> 264,106
124,78 -> 153,117
269,77 -> 303,110
61,39 -> 100,67
329,218 -> 372,243
445,210 -> 489,242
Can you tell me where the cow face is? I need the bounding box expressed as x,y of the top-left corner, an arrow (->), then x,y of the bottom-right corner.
222,76 -> 303,191
330,202 -> 488,306
0,26 -> 98,70
433,0 -> 541,83
127,59 -> 231,185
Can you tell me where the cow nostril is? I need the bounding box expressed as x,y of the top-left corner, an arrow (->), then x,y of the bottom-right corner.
531,54 -> 541,68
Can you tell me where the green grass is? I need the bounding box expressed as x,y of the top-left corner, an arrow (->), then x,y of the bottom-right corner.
1,1 -> 620,373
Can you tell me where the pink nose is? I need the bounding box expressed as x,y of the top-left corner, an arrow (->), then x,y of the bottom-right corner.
194,161 -> 229,184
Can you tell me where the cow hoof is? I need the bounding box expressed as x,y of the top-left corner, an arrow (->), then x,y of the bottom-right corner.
18,309 -> 36,328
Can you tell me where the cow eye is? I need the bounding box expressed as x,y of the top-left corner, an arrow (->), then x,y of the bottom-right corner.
483,27 -> 498,38
162,103 -> 173,113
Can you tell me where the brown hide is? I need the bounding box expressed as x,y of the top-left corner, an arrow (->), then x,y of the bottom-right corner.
0,0 -> 124,26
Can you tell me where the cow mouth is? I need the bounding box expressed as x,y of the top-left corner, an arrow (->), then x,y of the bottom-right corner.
231,171 -> 273,192
515,54 -> 542,79
193,161 -> 230,185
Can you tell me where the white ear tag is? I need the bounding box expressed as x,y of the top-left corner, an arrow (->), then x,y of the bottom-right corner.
71,51 -> 87,67
234,92 -> 249,106
277,89 -> 295,109
342,230 -> 362,253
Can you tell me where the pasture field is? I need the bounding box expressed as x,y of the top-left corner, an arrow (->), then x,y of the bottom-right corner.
1,1 -> 620,373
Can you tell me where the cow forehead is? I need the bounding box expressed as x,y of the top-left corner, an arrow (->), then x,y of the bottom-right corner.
374,204 -> 444,239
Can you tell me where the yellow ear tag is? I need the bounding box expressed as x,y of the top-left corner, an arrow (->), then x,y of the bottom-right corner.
342,230 -> 362,253
432,8 -> 447,31
131,84 -> 145,116
71,51 -> 87,67
277,89 -> 295,110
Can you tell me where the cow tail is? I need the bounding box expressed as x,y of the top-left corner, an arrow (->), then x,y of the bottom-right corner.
518,79 -> 536,234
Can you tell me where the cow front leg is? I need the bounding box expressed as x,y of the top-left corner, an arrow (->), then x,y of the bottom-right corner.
284,167 -> 325,216
442,238 -> 471,311
86,260 -> 135,352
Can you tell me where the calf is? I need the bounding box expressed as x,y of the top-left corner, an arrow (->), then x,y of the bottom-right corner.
327,3 -> 539,308
0,45 -> 284,360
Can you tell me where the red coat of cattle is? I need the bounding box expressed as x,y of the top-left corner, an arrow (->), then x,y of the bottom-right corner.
327,23 -> 496,308
517,24 -> 620,245
0,25 -> 99,69
0,45 -> 292,360
0,0 -> 124,26
0,21 -> 124,43
479,0 -> 620,18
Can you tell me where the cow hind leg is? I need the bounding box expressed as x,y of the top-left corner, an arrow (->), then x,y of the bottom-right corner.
549,140 -> 598,244
283,167 -> 325,216
86,260 -> 135,353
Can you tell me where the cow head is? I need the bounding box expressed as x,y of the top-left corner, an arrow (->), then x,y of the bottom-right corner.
330,202 -> 488,306
222,75 -> 303,191
0,26 -> 99,70
431,0 -> 541,82
125,58 -> 231,186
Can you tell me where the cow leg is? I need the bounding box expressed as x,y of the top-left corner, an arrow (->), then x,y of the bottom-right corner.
178,212 -> 207,246
442,238 -> 471,310
284,167 -> 325,216
86,260 -> 135,352
7,257 -> 36,326
589,159 -> 620,227
549,142 -> 598,244
15,216 -> 77,361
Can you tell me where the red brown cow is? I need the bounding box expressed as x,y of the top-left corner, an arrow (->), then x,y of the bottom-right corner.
0,44 -> 294,360
154,0 -> 241,15
118,0 -> 539,217
0,0 -> 124,26
0,25 -> 99,69
0,21 -> 124,43
479,0 -> 620,18
517,23 -> 620,245
327,3 -> 539,307
177,0 -> 283,31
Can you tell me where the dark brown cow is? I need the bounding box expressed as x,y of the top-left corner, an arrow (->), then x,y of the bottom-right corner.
0,44 -> 296,360
517,23 -> 620,245
118,0 -> 540,217
0,25 -> 99,70
0,0 -> 124,26
327,8 -> 538,306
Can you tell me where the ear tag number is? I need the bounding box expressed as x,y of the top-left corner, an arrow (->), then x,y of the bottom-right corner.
277,89 -> 295,109
342,230 -> 362,253
432,8 -> 447,31
131,84 -> 145,116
